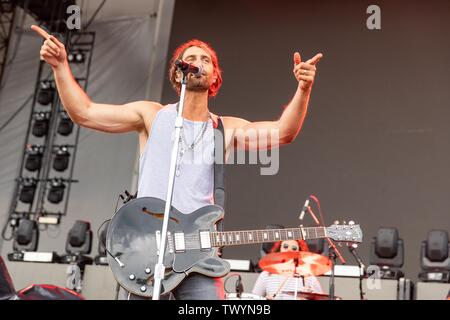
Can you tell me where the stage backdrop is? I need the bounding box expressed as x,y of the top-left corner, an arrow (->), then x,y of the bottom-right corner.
0,0 -> 449,285
161,0 -> 450,280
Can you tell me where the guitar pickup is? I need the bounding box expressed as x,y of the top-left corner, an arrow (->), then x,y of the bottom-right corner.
174,232 -> 186,253
199,230 -> 212,251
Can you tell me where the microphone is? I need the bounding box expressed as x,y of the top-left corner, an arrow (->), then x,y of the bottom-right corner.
298,197 -> 310,220
174,59 -> 203,76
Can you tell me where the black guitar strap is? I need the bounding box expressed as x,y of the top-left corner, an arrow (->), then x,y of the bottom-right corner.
213,116 -> 226,232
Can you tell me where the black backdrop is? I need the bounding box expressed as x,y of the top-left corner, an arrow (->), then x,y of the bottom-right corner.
161,0 -> 450,280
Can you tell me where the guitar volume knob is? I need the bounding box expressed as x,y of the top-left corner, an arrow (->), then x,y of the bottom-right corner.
129,274 -> 136,280
140,286 -> 147,292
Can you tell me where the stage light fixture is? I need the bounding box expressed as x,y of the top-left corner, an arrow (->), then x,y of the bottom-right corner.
32,112 -> 50,137
19,178 -> 37,204
13,219 -> 39,252
75,52 -> 85,63
57,112 -> 74,136
68,50 -> 85,64
419,230 -> 450,283
66,221 -> 92,255
25,145 -> 43,172
47,178 -> 65,204
53,146 -> 70,172
369,227 -> 404,279
60,221 -> 93,266
37,81 -> 55,105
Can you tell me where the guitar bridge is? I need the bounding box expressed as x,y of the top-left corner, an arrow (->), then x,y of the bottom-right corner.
156,231 -> 174,255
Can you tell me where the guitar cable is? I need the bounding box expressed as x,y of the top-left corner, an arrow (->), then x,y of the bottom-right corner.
97,193 -> 122,261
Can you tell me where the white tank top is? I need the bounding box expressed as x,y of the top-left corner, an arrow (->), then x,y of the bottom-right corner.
137,103 -> 215,214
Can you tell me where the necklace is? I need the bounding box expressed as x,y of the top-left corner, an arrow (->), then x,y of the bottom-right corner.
176,120 -> 209,177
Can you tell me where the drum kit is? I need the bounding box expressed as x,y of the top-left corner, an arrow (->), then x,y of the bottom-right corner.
226,251 -> 342,300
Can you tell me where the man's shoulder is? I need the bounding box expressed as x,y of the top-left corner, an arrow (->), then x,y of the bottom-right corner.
131,100 -> 164,110
220,115 -> 250,130
127,101 -> 165,121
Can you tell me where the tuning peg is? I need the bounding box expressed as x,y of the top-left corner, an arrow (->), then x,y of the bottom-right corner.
333,220 -> 340,225
349,221 -> 355,226
342,221 -> 347,225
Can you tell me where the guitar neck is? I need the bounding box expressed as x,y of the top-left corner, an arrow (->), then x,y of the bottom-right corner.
210,226 -> 327,248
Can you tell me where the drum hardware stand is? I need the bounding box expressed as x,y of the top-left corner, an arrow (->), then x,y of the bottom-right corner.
302,206 -> 346,300
152,69 -> 189,300
292,257 -> 305,300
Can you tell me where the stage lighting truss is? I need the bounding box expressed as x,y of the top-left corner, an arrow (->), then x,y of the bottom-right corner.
32,111 -> 51,137
25,145 -> 44,172
37,80 -> 55,106
18,178 -> 38,204
7,30 -> 95,247
52,145 -> 71,172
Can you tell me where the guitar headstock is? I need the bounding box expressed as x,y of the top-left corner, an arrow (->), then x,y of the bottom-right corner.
326,221 -> 363,243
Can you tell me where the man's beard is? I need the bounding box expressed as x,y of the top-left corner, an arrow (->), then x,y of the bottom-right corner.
185,75 -> 210,93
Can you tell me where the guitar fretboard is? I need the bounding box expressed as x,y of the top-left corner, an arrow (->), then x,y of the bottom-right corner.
210,227 -> 327,247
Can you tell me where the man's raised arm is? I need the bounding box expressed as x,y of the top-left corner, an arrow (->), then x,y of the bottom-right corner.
223,51 -> 323,150
31,25 -> 160,134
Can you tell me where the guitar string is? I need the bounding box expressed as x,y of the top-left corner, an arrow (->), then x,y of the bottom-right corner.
180,227 -> 322,238
174,227 -> 329,243
181,229 -> 323,239
177,231 -> 315,246
180,228 -> 322,240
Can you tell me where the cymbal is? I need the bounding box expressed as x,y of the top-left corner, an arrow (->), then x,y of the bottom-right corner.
284,291 -> 342,300
259,251 -> 331,277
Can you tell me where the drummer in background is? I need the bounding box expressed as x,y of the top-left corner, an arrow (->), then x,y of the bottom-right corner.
252,240 -> 323,300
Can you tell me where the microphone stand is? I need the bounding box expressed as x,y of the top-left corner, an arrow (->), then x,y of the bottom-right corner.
348,244 -> 366,300
152,71 -> 188,300
326,234 -> 346,300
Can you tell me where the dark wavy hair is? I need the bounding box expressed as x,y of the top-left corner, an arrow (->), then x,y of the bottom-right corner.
168,39 -> 223,97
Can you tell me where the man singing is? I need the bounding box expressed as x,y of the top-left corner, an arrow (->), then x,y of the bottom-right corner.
32,25 -> 322,300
